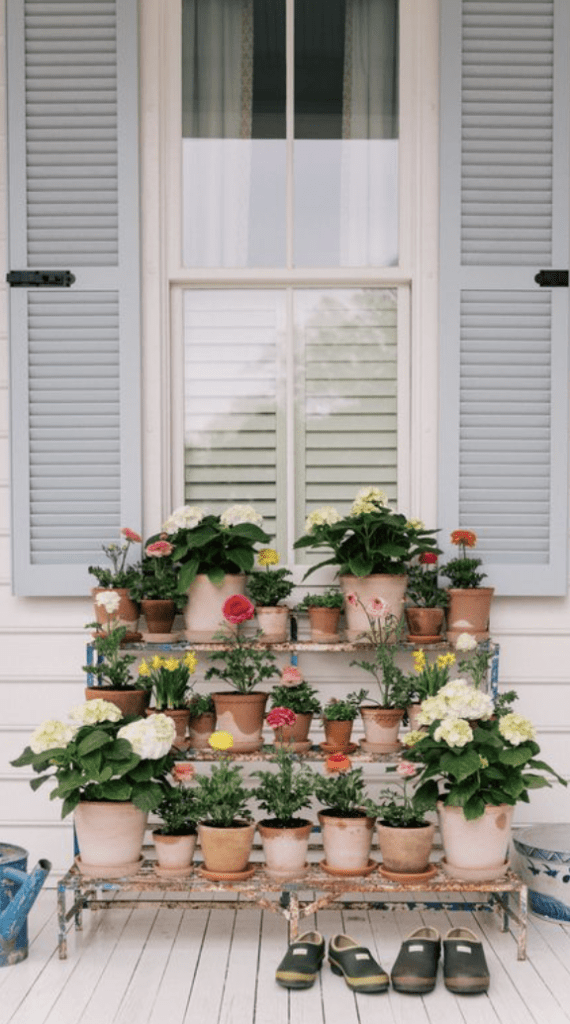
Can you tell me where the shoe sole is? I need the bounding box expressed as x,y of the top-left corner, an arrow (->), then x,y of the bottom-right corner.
329,958 -> 389,993
391,975 -> 437,995
444,977 -> 489,995
275,969 -> 320,990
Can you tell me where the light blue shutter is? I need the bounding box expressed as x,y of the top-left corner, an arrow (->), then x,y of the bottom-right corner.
439,0 -> 570,596
6,0 -> 141,595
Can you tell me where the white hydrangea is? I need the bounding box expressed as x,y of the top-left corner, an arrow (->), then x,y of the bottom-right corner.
305,506 -> 343,533
454,632 -> 478,652
417,693 -> 449,726
438,679 -> 494,721
30,720 -> 76,754
498,712 -> 536,747
406,517 -> 425,530
118,714 -> 175,759
350,486 -> 388,517
95,590 -> 121,614
162,506 -> 205,534
69,700 -> 123,726
220,504 -> 263,528
433,718 -> 474,748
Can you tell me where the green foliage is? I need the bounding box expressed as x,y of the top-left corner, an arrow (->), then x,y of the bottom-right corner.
192,760 -> 252,827
247,567 -> 295,606
270,681 -> 321,715
440,556 -> 486,589
405,649 -> 457,704
187,693 -> 215,717
88,533 -> 141,588
314,767 -> 370,816
82,624 -> 139,690
154,784 -> 198,834
457,645 -> 495,689
351,645 -> 412,709
137,652 -> 198,709
128,554 -> 187,609
322,690 -> 365,721
296,589 -> 344,610
372,769 -> 428,827
205,631 -> 278,693
162,516 -> 271,592
252,748 -> 315,825
406,564 -> 449,608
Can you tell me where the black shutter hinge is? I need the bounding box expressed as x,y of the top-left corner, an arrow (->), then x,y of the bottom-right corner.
6,270 -> 75,287
534,269 -> 569,287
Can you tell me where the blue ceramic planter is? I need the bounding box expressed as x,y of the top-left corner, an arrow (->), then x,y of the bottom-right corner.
513,825 -> 570,921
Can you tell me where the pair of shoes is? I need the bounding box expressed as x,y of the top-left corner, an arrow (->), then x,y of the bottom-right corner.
391,926 -> 489,995
275,932 -> 388,993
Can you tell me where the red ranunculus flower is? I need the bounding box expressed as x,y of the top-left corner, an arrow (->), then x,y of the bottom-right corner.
222,594 -> 256,624
267,707 -> 297,729
146,540 -> 173,558
419,551 -> 438,564
450,529 -> 477,548
325,753 -> 352,774
121,527 -> 142,543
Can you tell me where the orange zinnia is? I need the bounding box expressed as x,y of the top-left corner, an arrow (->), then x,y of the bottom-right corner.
450,529 -> 477,548
325,753 -> 352,774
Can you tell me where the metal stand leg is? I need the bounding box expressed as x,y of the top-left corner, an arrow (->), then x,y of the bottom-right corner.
57,882 -> 68,960
288,893 -> 300,943
517,886 -> 528,961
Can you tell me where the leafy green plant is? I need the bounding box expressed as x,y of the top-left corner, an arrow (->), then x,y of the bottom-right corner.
128,544 -> 187,610
88,527 -> 142,588
83,622 -> 139,690
187,693 -> 215,717
153,784 -> 198,835
247,549 -> 295,606
351,645 -> 411,709
371,764 -> 428,827
314,766 -> 371,816
252,748 -> 315,826
137,651 -> 198,709
322,691 -> 364,721
440,530 -> 486,589
270,681 -> 321,715
296,589 -> 344,610
205,595 -> 278,693
405,649 -> 456,704
192,760 -> 252,827
406,556 -> 449,608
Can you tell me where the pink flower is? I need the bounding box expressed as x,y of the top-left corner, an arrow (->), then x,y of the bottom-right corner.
172,763 -> 195,783
396,761 -> 418,777
366,597 -> 388,620
346,592 -> 359,607
146,540 -> 174,558
267,707 -> 297,728
281,665 -> 303,687
419,552 -> 438,565
121,527 -> 142,543
222,594 -> 255,624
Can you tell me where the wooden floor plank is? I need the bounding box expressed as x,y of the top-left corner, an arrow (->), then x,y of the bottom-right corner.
218,910 -> 262,1024
181,911 -> 234,1024
250,906 -> 290,1024
287,911 -> 326,1024
146,910 -> 210,1024
315,908 -> 361,1024
0,891 -> 55,996
365,906 -> 433,1024
113,908 -> 185,1024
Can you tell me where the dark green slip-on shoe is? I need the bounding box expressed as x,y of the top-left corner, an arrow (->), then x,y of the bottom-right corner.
390,926 -> 441,994
275,931 -> 325,989
328,934 -> 389,993
443,927 -> 490,995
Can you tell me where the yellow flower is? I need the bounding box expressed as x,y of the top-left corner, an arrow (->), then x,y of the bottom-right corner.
183,651 -> 198,673
401,729 -> 426,747
151,654 -> 164,670
437,653 -> 456,670
258,548 -> 279,566
164,657 -> 179,672
413,650 -> 426,674
479,756 -> 489,768
138,660 -> 151,677
208,730 -> 234,751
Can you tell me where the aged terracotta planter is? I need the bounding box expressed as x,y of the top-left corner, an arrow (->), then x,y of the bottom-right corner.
437,801 -> 513,881
376,821 -> 436,880
405,606 -> 445,642
212,691 -> 269,752
187,711 -> 216,749
359,706 -> 404,753
258,819 -> 313,880
198,820 -> 256,876
141,598 -> 177,635
307,606 -> 341,643
256,605 -> 289,642
152,830 -> 196,877
446,587 -> 494,644
146,707 -> 190,750
272,712 -> 313,752
91,587 -> 140,634
84,686 -> 149,718
318,810 -> 375,874
340,574 -> 408,642
184,573 -> 246,642
322,718 -> 354,753
74,801 -> 148,877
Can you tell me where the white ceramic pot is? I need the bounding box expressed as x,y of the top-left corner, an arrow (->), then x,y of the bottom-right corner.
340,574 -> 408,642
258,819 -> 313,880
513,824 -> 570,921
74,801 -> 148,877
184,573 -> 246,642
437,801 -> 513,881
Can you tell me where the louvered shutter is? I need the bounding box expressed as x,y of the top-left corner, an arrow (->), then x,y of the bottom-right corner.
439,0 -> 569,595
7,0 -> 141,595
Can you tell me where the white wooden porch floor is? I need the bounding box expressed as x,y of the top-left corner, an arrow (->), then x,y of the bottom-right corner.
2,889 -> 570,1024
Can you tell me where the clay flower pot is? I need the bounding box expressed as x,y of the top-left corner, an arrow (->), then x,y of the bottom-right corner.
84,686 -> 149,718
307,606 -> 341,642
74,801 -> 148,877
258,819 -> 313,880
153,830 -> 196,877
92,587 -> 140,634
256,605 -> 290,642
212,691 -> 269,753
359,706 -> 404,753
446,587 -> 494,644
340,574 -> 408,642
376,821 -> 436,880
405,606 -> 445,642
141,598 -> 177,636
272,712 -> 313,752
146,707 -> 190,750
322,718 -> 354,753
184,573 -> 246,642
437,801 -> 513,881
318,810 -> 376,874
198,820 -> 256,877
187,711 -> 216,749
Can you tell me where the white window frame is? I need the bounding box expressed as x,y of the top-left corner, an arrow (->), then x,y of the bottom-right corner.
138,0 -> 440,558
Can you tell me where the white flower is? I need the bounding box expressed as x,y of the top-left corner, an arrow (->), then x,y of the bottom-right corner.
498,713 -> 536,747
118,715 -> 175,759
438,679 -> 494,721
95,590 -> 121,614
220,504 -> 263,528
69,700 -> 123,726
350,487 -> 388,517
30,720 -> 76,754
455,632 -> 478,652
433,718 -> 473,748
417,694 -> 449,726
305,506 -> 343,533
406,518 -> 425,530
162,505 -> 205,534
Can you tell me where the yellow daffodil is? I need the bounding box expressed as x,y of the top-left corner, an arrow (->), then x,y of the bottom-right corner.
208,730 -> 234,751
183,651 -> 198,673
413,650 -> 426,674
138,660 -> 151,677
164,657 -> 179,672
151,654 -> 164,670
436,652 -> 456,670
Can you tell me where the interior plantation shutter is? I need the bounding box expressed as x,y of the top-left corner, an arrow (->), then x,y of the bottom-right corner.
439,0 -> 570,596
6,0 -> 141,595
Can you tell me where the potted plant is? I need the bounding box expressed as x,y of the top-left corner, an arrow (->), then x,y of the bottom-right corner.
152,782 -> 199,877
440,529 -> 494,643
186,692 -> 216,749
138,651 -> 198,750
160,504 -> 271,641
405,648 -> 456,730
314,762 -> 376,875
321,691 -> 362,753
83,598 -> 147,717
88,527 -> 142,635
246,548 -> 295,642
128,540 -> 187,638
193,741 -> 256,879
372,762 -> 436,881
293,488 -> 439,640
348,599 -> 411,751
205,595 -> 278,752
454,631 -> 494,688
405,553 -> 449,641
405,681 -> 566,881
268,671 -> 321,750
252,747 -> 316,879
11,700 -> 175,877
296,589 -> 344,642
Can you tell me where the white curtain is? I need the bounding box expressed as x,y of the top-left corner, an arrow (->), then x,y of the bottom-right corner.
340,0 -> 399,266
182,0 -> 254,266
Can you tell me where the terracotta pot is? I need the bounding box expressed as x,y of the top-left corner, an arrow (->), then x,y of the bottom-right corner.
146,707 -> 190,750
406,703 -> 423,732
405,606 -> 445,640
318,810 -> 375,873
258,819 -> 313,880
272,712 -> 313,750
212,691 -> 269,752
322,717 -> 354,752
84,687 -> 149,718
152,830 -> 196,877
187,711 -> 216,749
74,801 -> 148,877
437,801 -> 513,881
255,605 -> 289,642
340,574 -> 408,642
307,606 -> 341,643
376,821 -> 436,876
198,820 -> 256,875
141,598 -> 176,635
92,587 -> 140,633
360,706 -> 404,753
446,587 -> 494,644
184,573 -> 246,642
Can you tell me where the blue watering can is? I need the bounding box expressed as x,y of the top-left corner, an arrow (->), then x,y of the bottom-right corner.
0,844 -> 51,966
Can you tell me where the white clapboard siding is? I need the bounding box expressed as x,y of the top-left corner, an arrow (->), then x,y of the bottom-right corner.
6,0 -> 140,594
183,290 -> 284,544
439,0 -> 569,595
